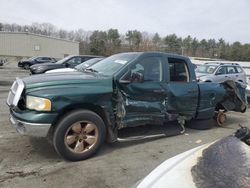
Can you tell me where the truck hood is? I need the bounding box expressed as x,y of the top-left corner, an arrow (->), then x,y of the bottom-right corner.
22,71 -> 112,90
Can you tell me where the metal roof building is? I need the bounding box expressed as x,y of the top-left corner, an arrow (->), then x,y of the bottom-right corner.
0,32 -> 79,61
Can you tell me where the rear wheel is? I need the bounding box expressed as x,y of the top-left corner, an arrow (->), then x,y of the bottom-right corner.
53,110 -> 106,161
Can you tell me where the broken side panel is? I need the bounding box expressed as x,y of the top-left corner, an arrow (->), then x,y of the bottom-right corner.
219,80 -> 247,112
196,82 -> 225,119
114,82 -> 167,128
166,82 -> 199,119
196,80 -> 247,120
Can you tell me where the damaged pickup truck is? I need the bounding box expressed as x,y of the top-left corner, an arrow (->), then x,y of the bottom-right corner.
6,52 -> 247,161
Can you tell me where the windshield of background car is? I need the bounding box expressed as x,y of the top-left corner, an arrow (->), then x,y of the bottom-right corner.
196,64 -> 218,74
27,56 -> 37,61
75,58 -> 104,71
55,56 -> 73,64
87,53 -> 139,76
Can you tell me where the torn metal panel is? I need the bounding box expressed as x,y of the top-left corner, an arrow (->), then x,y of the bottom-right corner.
219,80 -> 247,112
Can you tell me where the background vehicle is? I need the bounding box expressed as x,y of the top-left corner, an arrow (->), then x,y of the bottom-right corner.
30,55 -> 103,74
7,52 -> 246,161
18,56 -> 57,69
0,59 -> 7,66
136,126 -> 250,188
196,62 -> 247,83
45,57 -> 104,73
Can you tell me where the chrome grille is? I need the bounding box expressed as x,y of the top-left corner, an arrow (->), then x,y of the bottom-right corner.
7,78 -> 25,107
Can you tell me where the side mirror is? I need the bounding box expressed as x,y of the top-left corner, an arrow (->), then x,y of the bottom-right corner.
131,71 -> 144,83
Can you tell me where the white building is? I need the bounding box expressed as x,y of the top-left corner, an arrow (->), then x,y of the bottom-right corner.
0,32 -> 79,62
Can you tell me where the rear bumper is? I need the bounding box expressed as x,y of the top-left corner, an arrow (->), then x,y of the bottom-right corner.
9,113 -> 52,137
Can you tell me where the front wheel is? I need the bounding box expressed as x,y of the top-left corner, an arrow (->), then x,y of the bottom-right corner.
53,110 -> 106,161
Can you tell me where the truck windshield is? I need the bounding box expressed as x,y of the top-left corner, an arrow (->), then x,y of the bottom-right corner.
87,53 -> 139,76
196,65 -> 218,74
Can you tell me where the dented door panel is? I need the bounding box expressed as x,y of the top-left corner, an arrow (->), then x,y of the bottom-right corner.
196,83 -> 225,119
165,82 -> 199,118
117,82 -> 167,127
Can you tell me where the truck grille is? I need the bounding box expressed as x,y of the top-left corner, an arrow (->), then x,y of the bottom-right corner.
7,78 -> 25,107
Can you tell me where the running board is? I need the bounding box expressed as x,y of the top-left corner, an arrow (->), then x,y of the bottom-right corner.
117,133 -> 168,142
116,123 -> 186,142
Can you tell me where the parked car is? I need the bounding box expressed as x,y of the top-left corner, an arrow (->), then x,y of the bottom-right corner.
30,55 -> 103,74
196,62 -> 247,84
18,56 -> 57,69
136,126 -> 250,188
0,59 -> 7,66
45,57 -> 104,73
6,52 -> 246,161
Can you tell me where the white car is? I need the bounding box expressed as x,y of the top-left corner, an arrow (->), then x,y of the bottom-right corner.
196,62 -> 247,84
46,57 -> 104,73
136,127 -> 250,188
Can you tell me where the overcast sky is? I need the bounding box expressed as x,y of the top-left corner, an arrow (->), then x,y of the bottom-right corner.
1,0 -> 250,43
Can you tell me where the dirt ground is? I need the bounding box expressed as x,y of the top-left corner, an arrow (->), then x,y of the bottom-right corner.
0,63 -> 249,188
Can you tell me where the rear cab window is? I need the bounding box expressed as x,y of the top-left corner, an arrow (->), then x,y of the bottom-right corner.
168,58 -> 190,82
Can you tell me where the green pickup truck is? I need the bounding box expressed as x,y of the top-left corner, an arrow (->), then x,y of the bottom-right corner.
7,52 -> 247,161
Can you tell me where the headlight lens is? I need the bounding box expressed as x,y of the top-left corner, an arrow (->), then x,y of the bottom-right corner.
26,96 -> 51,111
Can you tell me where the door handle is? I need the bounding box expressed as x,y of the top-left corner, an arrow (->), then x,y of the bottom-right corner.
153,89 -> 165,93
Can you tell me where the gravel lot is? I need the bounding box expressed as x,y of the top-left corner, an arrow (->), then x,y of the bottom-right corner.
0,62 -> 249,188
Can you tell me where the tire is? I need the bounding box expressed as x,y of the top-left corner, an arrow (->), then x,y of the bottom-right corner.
185,119 -> 215,130
53,110 -> 106,161
24,63 -> 30,69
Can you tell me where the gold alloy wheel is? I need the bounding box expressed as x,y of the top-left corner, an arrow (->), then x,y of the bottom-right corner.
64,121 -> 99,154
216,111 -> 227,126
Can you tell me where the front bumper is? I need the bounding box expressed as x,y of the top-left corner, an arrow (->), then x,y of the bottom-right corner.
9,113 -> 52,137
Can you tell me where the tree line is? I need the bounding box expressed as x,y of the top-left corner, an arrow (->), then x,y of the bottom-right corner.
0,22 -> 250,61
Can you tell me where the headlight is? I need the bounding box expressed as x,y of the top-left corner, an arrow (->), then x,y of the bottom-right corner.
26,95 -> 51,111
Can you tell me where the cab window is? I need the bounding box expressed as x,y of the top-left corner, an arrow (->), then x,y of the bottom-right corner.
131,56 -> 163,82
169,58 -> 189,82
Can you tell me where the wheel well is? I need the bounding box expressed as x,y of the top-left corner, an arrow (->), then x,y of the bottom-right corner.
52,103 -> 109,128
47,103 -> 114,142
215,103 -> 226,111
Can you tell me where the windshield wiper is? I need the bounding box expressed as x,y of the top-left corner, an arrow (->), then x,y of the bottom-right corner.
85,68 -> 98,73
